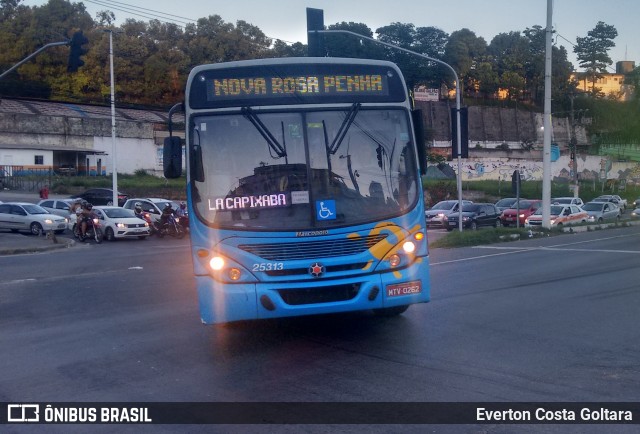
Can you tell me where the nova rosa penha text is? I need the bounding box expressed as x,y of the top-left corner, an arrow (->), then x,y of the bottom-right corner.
210,74 -> 385,97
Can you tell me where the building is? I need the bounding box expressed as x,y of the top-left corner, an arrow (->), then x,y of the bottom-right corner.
0,98 -> 183,177
571,61 -> 636,101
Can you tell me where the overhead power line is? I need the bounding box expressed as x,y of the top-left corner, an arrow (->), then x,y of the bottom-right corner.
80,0 -> 299,44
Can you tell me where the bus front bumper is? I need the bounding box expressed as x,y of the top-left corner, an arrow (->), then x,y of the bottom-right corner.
195,258 -> 430,324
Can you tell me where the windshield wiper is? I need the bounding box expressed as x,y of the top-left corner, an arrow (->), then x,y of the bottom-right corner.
328,103 -> 360,155
242,107 -> 287,159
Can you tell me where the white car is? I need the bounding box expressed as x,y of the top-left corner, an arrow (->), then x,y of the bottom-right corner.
37,198 -> 75,218
92,206 -> 150,241
551,197 -> 584,207
525,205 -> 588,228
0,202 -> 68,235
122,198 -> 180,224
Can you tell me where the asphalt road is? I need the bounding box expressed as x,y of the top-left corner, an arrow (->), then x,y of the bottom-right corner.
1,228 -> 639,433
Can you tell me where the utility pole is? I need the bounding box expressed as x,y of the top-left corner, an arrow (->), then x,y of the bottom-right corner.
542,0 -> 553,229
104,29 -> 118,207
569,94 -> 579,197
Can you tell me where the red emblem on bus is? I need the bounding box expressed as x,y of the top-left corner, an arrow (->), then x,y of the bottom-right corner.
309,262 -> 325,278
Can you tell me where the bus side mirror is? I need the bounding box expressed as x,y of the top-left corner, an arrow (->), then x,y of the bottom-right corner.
191,145 -> 205,182
411,109 -> 426,175
163,136 -> 182,179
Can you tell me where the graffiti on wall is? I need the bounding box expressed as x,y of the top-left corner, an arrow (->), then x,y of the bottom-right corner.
454,156 -> 640,183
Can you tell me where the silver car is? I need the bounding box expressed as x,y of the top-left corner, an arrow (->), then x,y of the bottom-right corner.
36,198 -> 75,218
582,201 -> 621,223
425,200 -> 473,228
0,202 -> 68,235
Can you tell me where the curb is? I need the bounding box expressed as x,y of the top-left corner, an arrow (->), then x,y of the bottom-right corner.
0,238 -> 77,256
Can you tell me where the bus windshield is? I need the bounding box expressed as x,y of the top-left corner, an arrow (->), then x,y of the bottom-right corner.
192,107 -> 418,230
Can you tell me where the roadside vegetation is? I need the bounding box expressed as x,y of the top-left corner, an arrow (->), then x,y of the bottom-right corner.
51,170 -> 187,200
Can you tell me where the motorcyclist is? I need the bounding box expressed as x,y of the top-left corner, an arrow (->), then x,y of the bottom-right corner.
79,202 -> 96,240
133,202 -> 144,219
175,201 -> 189,231
175,201 -> 187,218
159,203 -> 174,228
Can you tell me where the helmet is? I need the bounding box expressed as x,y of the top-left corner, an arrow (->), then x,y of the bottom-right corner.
134,202 -> 142,212
85,203 -> 93,210
180,202 -> 186,209
164,203 -> 173,209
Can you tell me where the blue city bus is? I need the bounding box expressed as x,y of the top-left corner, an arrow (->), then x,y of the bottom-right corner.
164,57 -> 431,324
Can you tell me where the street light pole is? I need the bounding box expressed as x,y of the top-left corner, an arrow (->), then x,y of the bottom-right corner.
542,0 -> 553,228
106,29 -> 118,207
309,29 -> 465,231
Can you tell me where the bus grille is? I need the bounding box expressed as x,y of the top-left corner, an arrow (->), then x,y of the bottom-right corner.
238,234 -> 387,261
278,284 -> 360,305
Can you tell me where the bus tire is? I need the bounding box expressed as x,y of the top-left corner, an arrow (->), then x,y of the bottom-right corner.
373,305 -> 410,317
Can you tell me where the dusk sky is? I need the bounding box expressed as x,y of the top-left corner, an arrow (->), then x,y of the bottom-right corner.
23,0 -> 640,71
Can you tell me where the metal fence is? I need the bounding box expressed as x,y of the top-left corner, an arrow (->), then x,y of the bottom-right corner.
0,165 -> 53,192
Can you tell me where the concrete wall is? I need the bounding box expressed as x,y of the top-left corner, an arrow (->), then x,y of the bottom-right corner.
0,149 -> 53,166
93,137 -> 159,175
450,156 -> 640,183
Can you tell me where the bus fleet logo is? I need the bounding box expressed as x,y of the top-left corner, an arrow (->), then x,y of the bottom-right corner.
308,262 -> 325,278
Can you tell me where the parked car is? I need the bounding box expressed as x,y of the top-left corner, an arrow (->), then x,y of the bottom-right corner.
0,202 -> 68,235
593,195 -> 625,212
500,199 -> 542,227
92,206 -> 150,241
551,197 -> 584,207
525,204 -> 588,228
446,203 -> 501,231
71,188 -> 128,206
495,197 -> 521,212
123,198 -> 180,224
425,200 -> 473,228
55,164 -> 77,176
36,198 -> 75,218
631,207 -> 640,219
634,198 -> 640,208
582,201 -> 621,223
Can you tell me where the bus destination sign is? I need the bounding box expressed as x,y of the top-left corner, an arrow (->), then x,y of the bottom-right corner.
206,74 -> 388,101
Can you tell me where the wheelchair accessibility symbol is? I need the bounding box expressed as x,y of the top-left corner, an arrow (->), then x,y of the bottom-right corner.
316,200 -> 336,220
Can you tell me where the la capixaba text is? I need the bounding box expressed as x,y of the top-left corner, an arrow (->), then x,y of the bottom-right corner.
2,403 -> 639,424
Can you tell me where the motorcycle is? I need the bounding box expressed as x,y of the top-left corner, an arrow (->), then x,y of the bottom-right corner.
176,213 -> 189,233
73,217 -> 103,243
157,214 -> 185,239
136,212 -> 157,236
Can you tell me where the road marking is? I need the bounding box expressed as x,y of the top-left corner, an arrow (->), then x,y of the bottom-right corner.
431,233 -> 640,265
0,278 -> 37,286
474,245 -> 640,254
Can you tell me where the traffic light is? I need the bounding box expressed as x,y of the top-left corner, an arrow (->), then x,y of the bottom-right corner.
451,107 -> 469,158
306,8 -> 325,57
67,30 -> 88,73
512,170 -> 522,195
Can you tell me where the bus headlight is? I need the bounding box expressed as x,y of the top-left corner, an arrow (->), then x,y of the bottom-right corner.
228,268 -> 242,281
202,253 -> 257,283
388,254 -> 401,267
209,256 -> 225,270
402,241 -> 416,253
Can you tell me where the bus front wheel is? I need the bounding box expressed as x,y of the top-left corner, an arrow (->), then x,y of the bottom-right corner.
373,305 -> 410,317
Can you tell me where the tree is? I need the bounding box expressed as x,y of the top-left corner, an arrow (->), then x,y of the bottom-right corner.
443,29 -> 487,94
376,23 -> 449,88
574,21 -> 618,97
270,40 -> 306,57
324,21 -> 384,60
